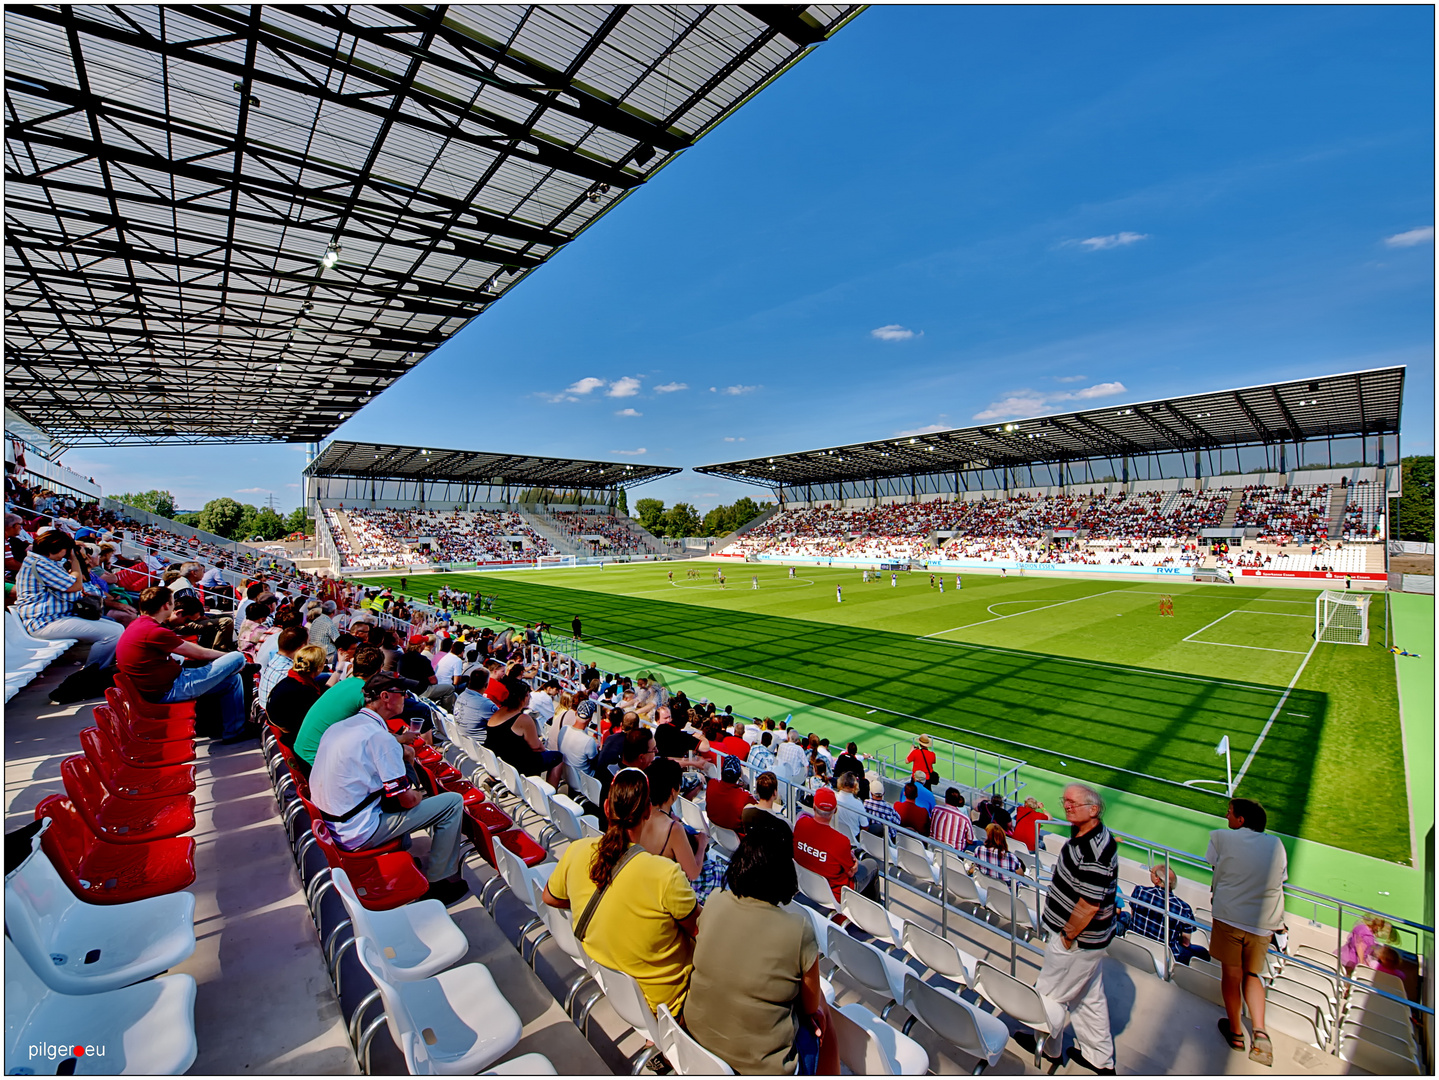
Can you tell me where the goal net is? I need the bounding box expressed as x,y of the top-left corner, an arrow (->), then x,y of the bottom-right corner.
535,554 -> 576,569
1316,590 -> 1370,646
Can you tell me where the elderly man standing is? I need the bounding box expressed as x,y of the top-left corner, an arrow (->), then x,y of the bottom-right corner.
1208,798 -> 1287,1067
1021,783 -> 1118,1074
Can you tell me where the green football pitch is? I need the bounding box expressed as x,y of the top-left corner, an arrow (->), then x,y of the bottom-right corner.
364,564 -> 1411,863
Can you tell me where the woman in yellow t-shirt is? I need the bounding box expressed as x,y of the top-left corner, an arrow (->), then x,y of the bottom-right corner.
543,769 -> 700,1016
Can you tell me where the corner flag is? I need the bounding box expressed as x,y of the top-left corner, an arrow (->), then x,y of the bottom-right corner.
1216,735 -> 1229,756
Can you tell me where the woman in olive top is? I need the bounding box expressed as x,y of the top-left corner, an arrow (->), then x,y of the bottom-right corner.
684,813 -> 837,1074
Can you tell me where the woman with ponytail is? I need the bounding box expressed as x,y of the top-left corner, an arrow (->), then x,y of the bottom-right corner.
543,768 -> 701,1015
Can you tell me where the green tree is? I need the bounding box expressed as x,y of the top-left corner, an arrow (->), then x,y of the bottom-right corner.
285,507 -> 314,536
1394,456 -> 1434,543
635,498 -> 666,535
246,506 -> 288,541
197,497 -> 245,539
664,502 -> 702,538
115,489 -> 177,518
173,512 -> 201,528
701,505 -> 733,537
617,488 -> 628,516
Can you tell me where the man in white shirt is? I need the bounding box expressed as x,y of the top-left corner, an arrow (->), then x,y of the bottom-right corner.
433,638 -> 465,692
143,546 -> 167,576
775,729 -> 808,783
1207,798 -> 1288,1065
310,673 -> 468,906
834,771 -> 866,844
527,678 -> 559,748
742,721 -> 764,747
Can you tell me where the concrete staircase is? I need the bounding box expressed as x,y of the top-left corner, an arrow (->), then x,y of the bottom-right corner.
1325,487 -> 1349,540
713,504 -> 782,552
617,512 -> 666,554
330,509 -> 362,554
1219,489 -> 1245,528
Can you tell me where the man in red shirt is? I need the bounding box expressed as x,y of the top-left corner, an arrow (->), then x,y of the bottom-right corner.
893,782 -> 931,837
704,755 -> 756,832
116,586 -> 252,744
793,787 -> 880,901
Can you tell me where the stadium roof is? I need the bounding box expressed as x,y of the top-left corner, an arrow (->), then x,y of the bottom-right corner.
695,366 -> 1406,488
305,439 -> 678,490
4,4 -> 863,450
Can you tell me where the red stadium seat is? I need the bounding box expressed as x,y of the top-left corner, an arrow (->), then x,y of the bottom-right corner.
91,706 -> 194,768
304,815 -> 428,911
34,795 -> 196,905
495,828 -> 547,868
60,757 -> 195,844
106,685 -> 196,741
79,726 -> 196,800
110,675 -> 198,724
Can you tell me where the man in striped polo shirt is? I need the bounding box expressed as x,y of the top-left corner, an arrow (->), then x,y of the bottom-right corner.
1027,783 -> 1119,1073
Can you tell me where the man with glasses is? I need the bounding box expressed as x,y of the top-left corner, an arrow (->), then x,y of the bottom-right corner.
1018,783 -> 1119,1074
310,672 -> 468,906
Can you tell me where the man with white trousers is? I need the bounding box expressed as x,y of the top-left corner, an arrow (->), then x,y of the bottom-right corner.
1022,783 -> 1119,1073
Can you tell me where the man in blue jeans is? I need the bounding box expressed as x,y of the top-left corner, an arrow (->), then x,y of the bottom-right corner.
115,586 -> 252,744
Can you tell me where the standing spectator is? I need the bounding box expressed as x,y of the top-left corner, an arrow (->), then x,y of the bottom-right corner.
12,529 -> 124,666
1340,914 -> 1397,976
1126,865 -> 1210,966
541,769 -> 699,1020
1208,798 -> 1287,1066
893,781 -> 931,836
116,586 -> 251,744
686,813 -> 837,1074
1022,784 -> 1118,1073
929,787 -> 976,852
906,733 -> 936,779
793,787 -> 879,902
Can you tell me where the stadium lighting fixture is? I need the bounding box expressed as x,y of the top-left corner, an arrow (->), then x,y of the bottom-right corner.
321,241 -> 341,269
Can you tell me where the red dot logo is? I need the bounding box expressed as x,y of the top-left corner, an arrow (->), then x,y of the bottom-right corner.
73,1047 -> 86,1057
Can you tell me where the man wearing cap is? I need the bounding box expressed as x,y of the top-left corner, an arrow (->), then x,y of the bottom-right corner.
910,772 -> 939,815
705,755 -> 757,833
561,700 -> 601,781
794,787 -> 880,902
861,771 -> 902,840
453,667 -> 496,740
310,672 -> 468,906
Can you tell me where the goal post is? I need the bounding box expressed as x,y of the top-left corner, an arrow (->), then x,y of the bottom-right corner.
535,554 -> 576,569
1316,590 -> 1371,646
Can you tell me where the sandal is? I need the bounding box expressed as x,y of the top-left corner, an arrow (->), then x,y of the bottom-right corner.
1217,1018 -> 1245,1052
1249,1029 -> 1273,1067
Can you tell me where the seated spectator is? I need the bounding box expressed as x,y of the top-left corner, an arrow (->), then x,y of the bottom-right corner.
743,771 -> 787,825
400,635 -> 455,708
165,593 -> 229,650
861,770 -> 902,838
972,824 -> 1025,881
775,729 -> 808,783
254,603 -> 300,667
529,678 -> 559,743
306,601 -> 340,663
292,646 -> 387,768
12,529 -> 124,667
233,580 -> 271,632
331,632 -> 360,681
894,781 -> 931,836
310,673 -> 467,906
596,710 -> 639,781
265,645 -> 328,747
929,787 -> 976,852
1009,796 -> 1050,852
258,625 -> 308,705
686,813 -> 837,1074
433,636 -> 465,694
705,755 -> 757,833
542,769 -> 700,1018
832,771 -> 866,844
833,742 -> 867,797
453,668 -> 496,741
116,586 -> 251,744
548,690 -> 578,752
748,730 -> 778,774
560,699 -> 601,780
640,757 -> 704,882
236,597 -> 275,656
484,674 -> 564,787
909,771 -> 938,815
1125,865 -> 1211,966
976,792 -> 1012,831
793,787 -> 879,902
714,721 -> 751,762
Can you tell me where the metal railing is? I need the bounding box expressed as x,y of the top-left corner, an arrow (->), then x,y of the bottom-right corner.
872,733 -> 1026,805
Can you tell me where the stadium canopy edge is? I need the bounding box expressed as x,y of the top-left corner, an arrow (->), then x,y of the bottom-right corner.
4,3 -> 863,451
693,366 -> 1405,489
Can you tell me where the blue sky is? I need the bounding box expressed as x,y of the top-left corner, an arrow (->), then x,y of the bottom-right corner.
65,4 -> 1434,513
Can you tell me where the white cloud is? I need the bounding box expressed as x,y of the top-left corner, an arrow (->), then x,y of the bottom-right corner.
973,381 -> 1127,421
614,447 -> 647,456
236,487 -> 269,494
606,376 -> 642,398
614,407 -> 642,417
1053,374 -> 1088,383
723,436 -> 746,442
654,381 -> 688,393
721,384 -> 758,396
893,423 -> 951,437
285,483 -> 300,488
871,324 -> 918,341
1385,226 -> 1434,248
708,386 -> 718,393
567,376 -> 606,395
1076,231 -> 1149,251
